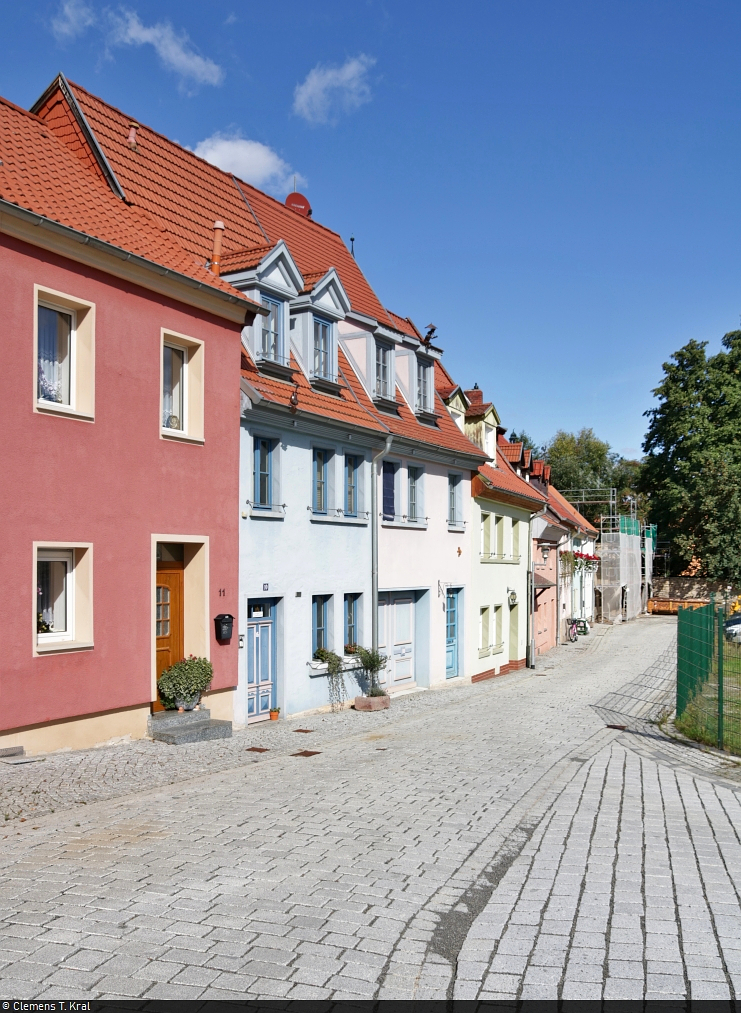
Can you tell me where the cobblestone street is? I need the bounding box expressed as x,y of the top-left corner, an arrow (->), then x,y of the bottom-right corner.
3,616 -> 741,1000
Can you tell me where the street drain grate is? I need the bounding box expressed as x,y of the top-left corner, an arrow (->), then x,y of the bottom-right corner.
294,728 -> 314,734
292,750 -> 321,757
246,747 -> 269,752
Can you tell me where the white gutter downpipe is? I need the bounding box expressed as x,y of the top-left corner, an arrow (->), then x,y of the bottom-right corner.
371,436 -> 394,651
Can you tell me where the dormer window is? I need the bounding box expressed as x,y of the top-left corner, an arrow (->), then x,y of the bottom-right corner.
449,408 -> 464,432
416,359 -> 430,411
375,343 -> 391,399
259,295 -> 283,364
313,317 -> 332,380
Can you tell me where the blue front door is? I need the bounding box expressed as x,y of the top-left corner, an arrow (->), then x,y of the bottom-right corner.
446,590 -> 459,678
247,600 -> 275,721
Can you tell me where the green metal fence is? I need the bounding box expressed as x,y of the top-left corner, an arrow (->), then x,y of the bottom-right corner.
676,598 -> 741,754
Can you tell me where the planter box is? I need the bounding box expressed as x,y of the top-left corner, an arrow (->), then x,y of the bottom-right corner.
354,695 -> 390,711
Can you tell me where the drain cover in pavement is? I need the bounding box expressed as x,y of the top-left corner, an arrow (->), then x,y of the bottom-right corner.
246,747 -> 269,752
291,750 -> 321,757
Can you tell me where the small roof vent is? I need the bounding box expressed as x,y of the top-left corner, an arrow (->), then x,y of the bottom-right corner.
285,191 -> 312,217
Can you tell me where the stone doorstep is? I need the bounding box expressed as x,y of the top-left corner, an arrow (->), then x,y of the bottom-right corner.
354,696 -> 390,712
147,709 -> 232,745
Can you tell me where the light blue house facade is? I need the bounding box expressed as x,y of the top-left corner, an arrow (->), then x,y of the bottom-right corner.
223,241 -> 387,723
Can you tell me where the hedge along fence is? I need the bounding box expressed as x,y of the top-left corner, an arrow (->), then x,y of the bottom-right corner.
676,599 -> 741,755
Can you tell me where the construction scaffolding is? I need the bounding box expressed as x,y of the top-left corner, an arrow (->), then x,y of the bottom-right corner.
561,489 -> 649,624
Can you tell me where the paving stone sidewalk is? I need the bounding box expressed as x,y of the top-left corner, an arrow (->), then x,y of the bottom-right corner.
2,616 -> 737,1001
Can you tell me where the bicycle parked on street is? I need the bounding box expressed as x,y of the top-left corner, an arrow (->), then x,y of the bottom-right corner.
566,617 -> 589,642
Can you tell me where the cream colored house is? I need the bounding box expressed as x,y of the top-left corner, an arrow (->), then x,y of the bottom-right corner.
454,387 -> 547,681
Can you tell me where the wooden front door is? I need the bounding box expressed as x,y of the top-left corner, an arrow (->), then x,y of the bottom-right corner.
155,563 -> 184,708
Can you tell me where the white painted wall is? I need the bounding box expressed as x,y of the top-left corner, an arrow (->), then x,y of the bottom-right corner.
377,456 -> 472,686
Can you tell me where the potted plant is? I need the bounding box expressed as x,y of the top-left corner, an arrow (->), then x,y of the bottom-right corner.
354,647 -> 389,711
269,706 -> 280,721
344,643 -> 359,655
313,647 -> 346,712
157,655 -> 213,711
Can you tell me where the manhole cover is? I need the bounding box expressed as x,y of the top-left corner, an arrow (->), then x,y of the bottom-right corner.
246,747 -> 269,752
292,750 -> 321,757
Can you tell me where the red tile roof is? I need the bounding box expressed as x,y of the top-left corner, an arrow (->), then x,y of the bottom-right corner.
0,95 -> 248,304
42,80 -> 396,328
31,76 -> 487,462
547,485 -> 598,537
475,451 -> 547,510
387,311 -> 421,339
242,348 -> 387,433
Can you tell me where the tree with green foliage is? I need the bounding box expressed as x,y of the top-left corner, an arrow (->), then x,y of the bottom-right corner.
641,331 -> 741,580
539,428 -> 643,524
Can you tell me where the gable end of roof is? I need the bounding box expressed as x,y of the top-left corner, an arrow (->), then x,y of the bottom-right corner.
32,74 -> 126,202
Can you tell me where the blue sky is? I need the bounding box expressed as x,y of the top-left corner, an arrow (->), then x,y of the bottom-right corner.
4,1 -> 741,458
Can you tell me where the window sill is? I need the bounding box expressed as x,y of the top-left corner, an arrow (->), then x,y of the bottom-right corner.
307,657 -> 363,678
381,519 -> 428,529
447,524 -> 466,533
161,429 -> 205,444
310,514 -> 369,526
36,401 -> 94,423
246,504 -> 285,520
36,640 -> 94,654
310,375 -> 344,397
480,555 -> 522,564
478,647 -> 491,659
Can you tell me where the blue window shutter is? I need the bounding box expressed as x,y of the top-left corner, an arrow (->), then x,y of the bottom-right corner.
382,462 -> 395,521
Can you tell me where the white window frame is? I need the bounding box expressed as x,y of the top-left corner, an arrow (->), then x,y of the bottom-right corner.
34,285 -> 95,422
416,357 -> 433,412
375,342 -> 392,399
33,542 -> 94,654
36,548 -> 74,644
160,329 -> 205,443
162,340 -> 188,434
37,301 -> 76,409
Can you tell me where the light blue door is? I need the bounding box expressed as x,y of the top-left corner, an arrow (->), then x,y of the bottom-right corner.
247,600 -> 275,721
446,590 -> 459,678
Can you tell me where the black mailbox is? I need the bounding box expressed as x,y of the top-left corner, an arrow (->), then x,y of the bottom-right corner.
215,614 -> 234,640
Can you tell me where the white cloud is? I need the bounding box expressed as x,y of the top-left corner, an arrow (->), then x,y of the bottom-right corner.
293,54 -> 376,126
108,10 -> 223,88
193,132 -> 305,195
51,0 -> 96,41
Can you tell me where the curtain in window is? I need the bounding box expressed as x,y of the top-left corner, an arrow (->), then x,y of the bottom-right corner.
37,307 -> 71,404
37,558 -> 67,633
382,461 -> 395,521
162,345 -> 184,429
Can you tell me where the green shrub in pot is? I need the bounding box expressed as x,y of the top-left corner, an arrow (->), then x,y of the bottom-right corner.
157,655 -> 213,710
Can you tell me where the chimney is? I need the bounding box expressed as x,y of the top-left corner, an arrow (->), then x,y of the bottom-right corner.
211,221 -> 225,275
465,385 -> 484,404
127,122 -> 139,150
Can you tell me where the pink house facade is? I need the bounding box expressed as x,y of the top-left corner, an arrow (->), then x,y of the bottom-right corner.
0,89 -> 258,752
